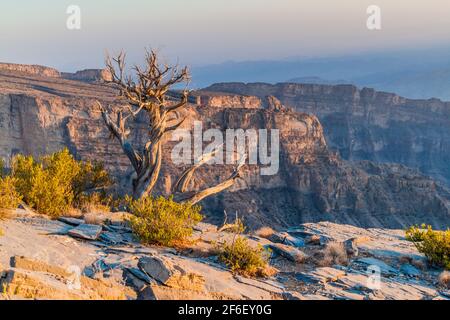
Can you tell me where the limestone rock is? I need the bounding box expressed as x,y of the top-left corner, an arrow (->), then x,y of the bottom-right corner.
400,264 -> 421,277
58,217 -> 84,226
343,238 -> 360,257
356,257 -> 398,275
137,256 -> 205,291
99,231 -> 126,245
282,291 -> 304,300
269,232 -> 305,247
1,257 -> 131,300
305,267 -> 346,284
139,284 -> 213,300
68,224 -> 103,240
10,256 -> 70,278
267,243 -> 308,262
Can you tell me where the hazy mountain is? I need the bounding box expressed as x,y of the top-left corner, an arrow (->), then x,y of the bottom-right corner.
191,47 -> 450,100
286,76 -> 349,85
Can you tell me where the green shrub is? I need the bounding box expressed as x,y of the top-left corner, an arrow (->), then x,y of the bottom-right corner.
406,225 -> 450,270
12,149 -> 111,217
217,236 -> 272,277
127,196 -> 203,246
0,176 -> 22,216
0,158 -> 5,178
73,161 -> 112,204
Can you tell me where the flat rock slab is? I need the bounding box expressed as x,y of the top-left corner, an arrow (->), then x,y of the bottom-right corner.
269,232 -> 305,247
356,257 -> 398,275
138,256 -> 205,291
331,290 -> 366,300
68,224 -> 103,241
305,267 -> 346,284
99,231 -> 126,245
1,257 -> 132,300
193,222 -> 217,233
57,217 -> 84,226
400,264 -> 422,277
282,291 -> 304,300
105,246 -> 157,256
125,267 -> 156,285
140,284 -> 213,300
107,225 -> 132,234
267,243 -> 308,262
234,275 -> 284,294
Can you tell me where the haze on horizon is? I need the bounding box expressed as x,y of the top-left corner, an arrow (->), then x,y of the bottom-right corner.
1,0 -> 450,71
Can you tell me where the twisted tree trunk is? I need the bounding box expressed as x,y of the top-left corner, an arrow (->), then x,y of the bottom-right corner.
97,50 -> 245,203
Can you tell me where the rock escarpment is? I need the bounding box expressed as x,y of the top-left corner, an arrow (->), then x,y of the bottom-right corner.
0,63 -> 60,78
61,69 -> 112,83
203,83 -> 450,186
0,68 -> 449,229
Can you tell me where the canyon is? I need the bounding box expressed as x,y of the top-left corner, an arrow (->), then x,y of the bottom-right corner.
204,82 -> 450,187
0,63 -> 450,230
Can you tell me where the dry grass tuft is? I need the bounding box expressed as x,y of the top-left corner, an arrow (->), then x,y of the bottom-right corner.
254,227 -> 275,239
411,259 -> 427,271
319,241 -> 349,267
83,212 -> 107,225
439,271 -> 450,288
399,255 -> 427,271
62,207 -> 83,218
306,234 -> 322,245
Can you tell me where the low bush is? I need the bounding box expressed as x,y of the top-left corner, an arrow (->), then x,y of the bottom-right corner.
11,149 -> 111,217
127,196 -> 203,246
216,214 -> 273,277
217,236 -> 272,277
0,158 -> 5,178
254,226 -> 275,239
406,225 -> 450,270
439,271 -> 450,288
0,176 -> 22,217
319,241 -> 349,267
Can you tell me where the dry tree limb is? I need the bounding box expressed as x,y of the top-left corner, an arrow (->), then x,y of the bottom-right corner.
98,49 -> 245,203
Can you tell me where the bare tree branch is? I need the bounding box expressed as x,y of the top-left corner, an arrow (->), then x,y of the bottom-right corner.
99,49 -> 243,203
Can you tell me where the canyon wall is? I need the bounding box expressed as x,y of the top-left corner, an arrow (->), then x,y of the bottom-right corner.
204,83 -> 450,186
1,68 -> 449,229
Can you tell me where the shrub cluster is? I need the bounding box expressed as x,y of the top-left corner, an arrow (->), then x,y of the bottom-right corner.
10,148 -> 111,217
217,236 -> 271,277
0,156 -> 21,217
127,195 -> 203,246
214,215 -> 273,277
406,224 -> 450,270
0,176 -> 22,216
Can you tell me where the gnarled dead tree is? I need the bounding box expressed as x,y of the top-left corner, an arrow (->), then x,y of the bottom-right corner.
96,50 -> 244,204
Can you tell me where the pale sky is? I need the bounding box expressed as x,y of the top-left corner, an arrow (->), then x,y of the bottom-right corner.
1,0 -> 450,71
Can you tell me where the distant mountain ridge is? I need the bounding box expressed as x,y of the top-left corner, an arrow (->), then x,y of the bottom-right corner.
191,48 -> 450,100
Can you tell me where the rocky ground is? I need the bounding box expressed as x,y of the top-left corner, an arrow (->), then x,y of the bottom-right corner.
1,209 -> 448,300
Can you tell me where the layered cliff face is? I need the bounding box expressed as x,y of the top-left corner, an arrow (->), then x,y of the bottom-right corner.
204,83 -> 450,186
61,69 -> 112,83
0,63 -> 60,78
1,68 -> 449,230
